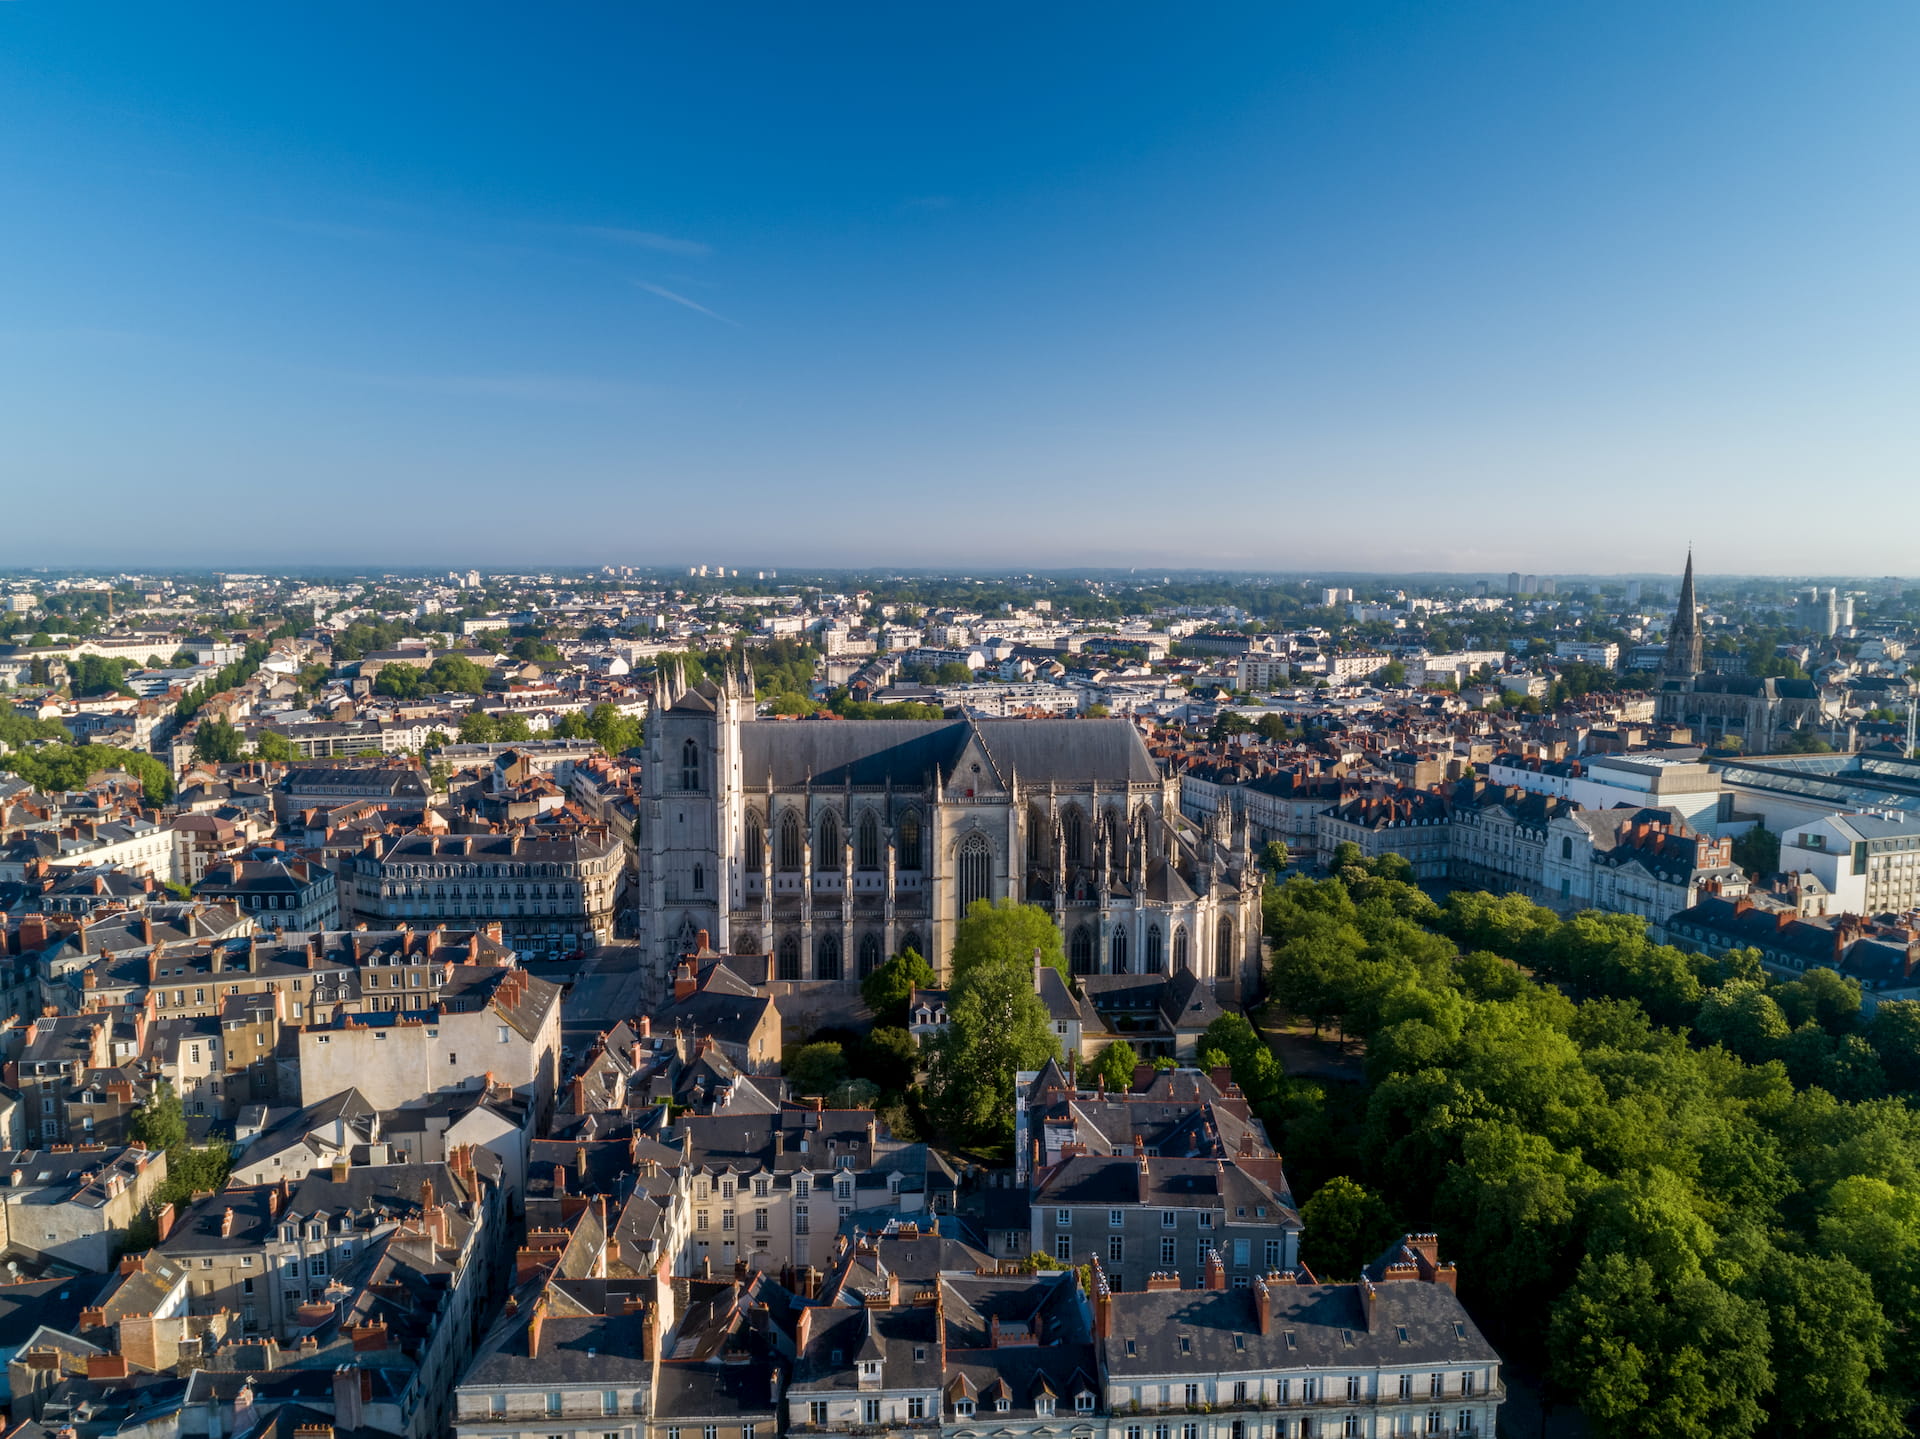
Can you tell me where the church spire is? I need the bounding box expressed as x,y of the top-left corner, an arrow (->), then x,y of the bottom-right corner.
1664,548 -> 1703,677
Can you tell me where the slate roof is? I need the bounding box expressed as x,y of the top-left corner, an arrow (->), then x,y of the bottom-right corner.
738,718 -> 1160,789
1033,1156 -> 1297,1224
1103,1278 -> 1497,1374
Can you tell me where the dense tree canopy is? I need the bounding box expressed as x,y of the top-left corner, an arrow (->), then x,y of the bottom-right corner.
1261,867 -> 1920,1437
0,741 -> 171,803
947,898 -> 1067,986
861,948 -> 935,1027
552,702 -> 643,754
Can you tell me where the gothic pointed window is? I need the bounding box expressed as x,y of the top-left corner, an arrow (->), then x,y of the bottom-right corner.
733,930 -> 761,956
958,834 -> 992,913
1173,925 -> 1190,972
898,811 -> 923,871
778,934 -> 802,981
819,811 -> 840,862
1063,808 -> 1086,865
744,813 -> 764,872
857,812 -> 880,871
900,930 -> 924,962
1111,926 -> 1130,974
1145,924 -> 1163,974
692,863 -> 704,894
816,932 -> 842,981
1070,925 -> 1094,975
681,739 -> 700,792
1027,805 -> 1049,866
858,933 -> 882,977
1215,918 -> 1235,978
778,811 -> 803,872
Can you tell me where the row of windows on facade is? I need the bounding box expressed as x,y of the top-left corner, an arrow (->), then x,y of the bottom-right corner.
486,1391 -> 637,1419
747,911 -> 1237,983
1123,1414 -> 1481,1438
736,803 -> 1151,875
382,881 -> 586,900
1067,920 -> 1235,977
1054,1236 -> 1284,1268
743,808 -> 925,873
762,931 -> 920,982
380,859 -> 604,879
808,1396 -> 1079,1425
694,1174 -> 855,1200
231,890 -> 330,910
1124,1374 -> 1482,1405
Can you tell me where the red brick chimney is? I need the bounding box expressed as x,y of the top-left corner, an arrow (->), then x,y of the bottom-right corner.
1204,1249 -> 1226,1290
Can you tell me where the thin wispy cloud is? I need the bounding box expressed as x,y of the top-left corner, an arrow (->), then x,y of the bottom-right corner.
567,226 -> 711,257
635,282 -> 739,327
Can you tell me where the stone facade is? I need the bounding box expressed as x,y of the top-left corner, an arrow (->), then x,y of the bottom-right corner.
637,666 -> 1262,1001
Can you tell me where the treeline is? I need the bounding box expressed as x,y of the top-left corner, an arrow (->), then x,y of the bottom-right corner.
1258,857 -> 1920,1437
0,738 -> 172,804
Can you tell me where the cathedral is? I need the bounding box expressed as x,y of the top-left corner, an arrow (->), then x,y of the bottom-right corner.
1654,549 -> 1824,752
636,660 -> 1263,1004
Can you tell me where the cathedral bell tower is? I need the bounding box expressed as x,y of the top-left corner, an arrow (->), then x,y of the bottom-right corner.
1664,549 -> 1704,678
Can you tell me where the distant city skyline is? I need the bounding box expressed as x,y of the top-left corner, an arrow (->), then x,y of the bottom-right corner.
5,3 -> 1919,569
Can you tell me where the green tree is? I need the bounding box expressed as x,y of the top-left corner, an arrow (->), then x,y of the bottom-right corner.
926,950 -> 1061,1147
130,1080 -> 187,1153
581,702 -> 643,754
784,1042 -> 850,1098
1730,824 -> 1780,878
193,718 -> 245,764
1867,1000 -> 1920,1091
373,663 -> 424,699
856,1026 -> 921,1095
498,714 -> 533,741
255,730 -> 297,762
1750,1253 -> 1904,1438
511,637 -> 563,664
1261,839 -> 1291,874
947,900 -> 1067,987
861,949 -> 935,1027
1695,981 -> 1790,1064
421,654 -> 490,693
934,661 -> 974,683
1551,1253 -> 1772,1439
1297,1176 -> 1398,1280
1087,1040 -> 1140,1093
457,711 -> 501,743
1780,729 -> 1834,754
826,1077 -> 881,1109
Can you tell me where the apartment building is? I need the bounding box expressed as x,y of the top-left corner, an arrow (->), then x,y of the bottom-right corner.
1029,1156 -> 1299,1293
1783,812 -> 1920,917
350,827 -> 623,960
1095,1235 -> 1503,1439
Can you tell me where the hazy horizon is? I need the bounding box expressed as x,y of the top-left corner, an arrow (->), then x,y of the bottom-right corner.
6,3 -> 1919,570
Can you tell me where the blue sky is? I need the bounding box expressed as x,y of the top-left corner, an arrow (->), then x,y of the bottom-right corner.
3,2 -> 1917,573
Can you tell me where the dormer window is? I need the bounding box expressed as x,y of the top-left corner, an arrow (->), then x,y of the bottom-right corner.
1076,1393 -> 1095,1413
1034,1399 -> 1053,1417
858,1360 -> 881,1382
954,1401 -> 975,1418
